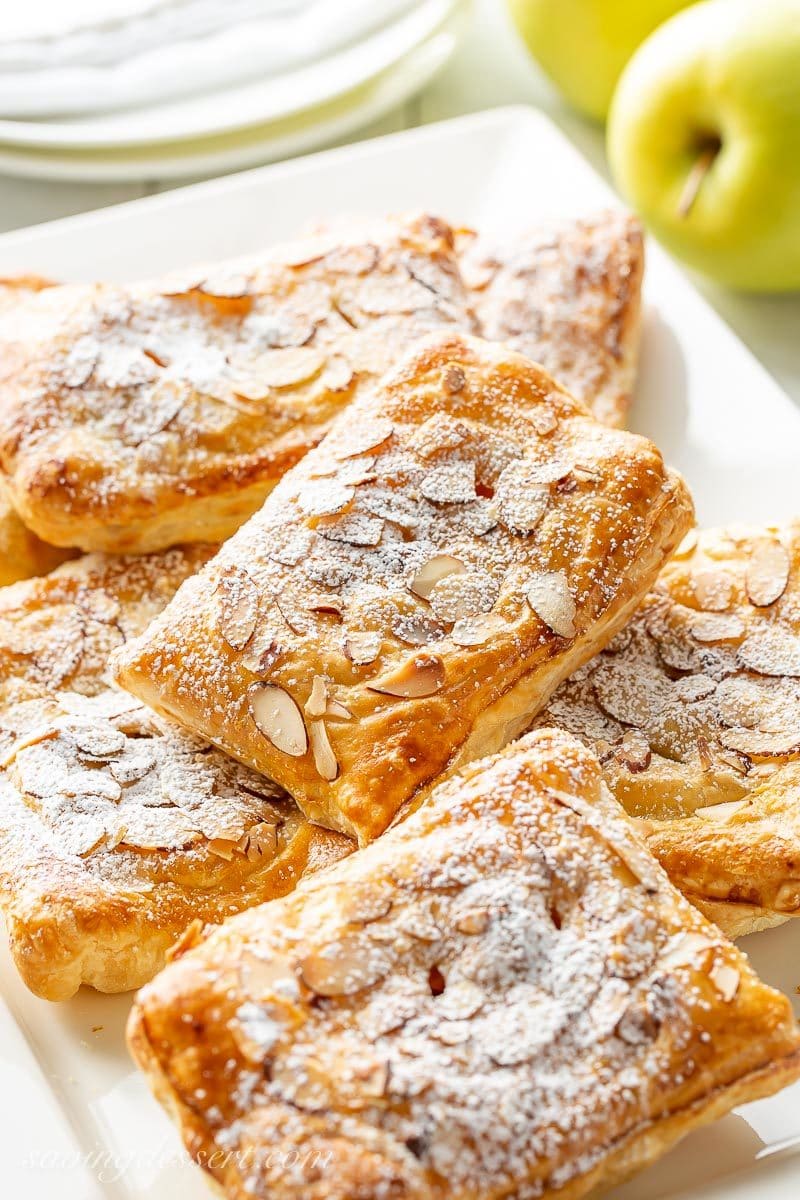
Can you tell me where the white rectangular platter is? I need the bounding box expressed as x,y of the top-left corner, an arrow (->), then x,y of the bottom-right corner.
0,106 -> 797,1200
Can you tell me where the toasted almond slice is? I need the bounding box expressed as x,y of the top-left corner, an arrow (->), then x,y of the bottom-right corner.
659,931 -> 716,970
306,595 -> 345,618
709,962 -> 740,1002
72,724 -> 126,759
245,822 -> 279,862
455,908 -> 490,935
525,570 -> 576,638
208,838 -> 237,861
368,654 -> 445,698
694,799 -> 749,822
248,346 -> 325,389
691,612 -> 745,643
343,631 -> 382,666
450,612 -> 505,647
495,463 -> 550,533
249,684 -> 308,757
322,355 -> 354,393
296,478 -> 354,518
298,935 -> 390,996
746,539 -> 790,607
336,417 -> 394,459
309,720 -> 339,781
420,461 -> 476,504
409,554 -> 466,601
775,881 -> 800,912
197,272 -> 251,299
737,626 -> 800,676
615,730 -> 651,773
391,611 -> 446,647
718,727 -> 800,759
326,699 -> 353,720
443,364 -> 466,393
305,676 -> 328,718
216,566 -> 259,651
692,569 -> 733,612
429,570 -> 496,623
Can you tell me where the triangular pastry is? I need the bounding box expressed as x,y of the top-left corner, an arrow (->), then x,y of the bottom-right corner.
533,522 -> 800,937
128,728 -> 800,1200
113,332 -> 693,843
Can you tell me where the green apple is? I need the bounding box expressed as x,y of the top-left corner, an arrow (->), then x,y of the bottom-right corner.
608,0 -> 800,291
507,0 -> 693,122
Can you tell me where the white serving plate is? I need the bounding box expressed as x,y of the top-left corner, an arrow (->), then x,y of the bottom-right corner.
0,106 -> 797,1200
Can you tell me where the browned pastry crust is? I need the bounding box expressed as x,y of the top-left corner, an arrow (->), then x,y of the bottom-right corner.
0,550 -> 351,1000
128,728 -> 800,1200
460,210 -> 644,427
0,215 -> 471,553
112,332 -> 692,844
534,522 -> 800,938
0,277 -> 76,584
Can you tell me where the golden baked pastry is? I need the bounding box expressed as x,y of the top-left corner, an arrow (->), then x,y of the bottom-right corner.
460,210 -> 644,427
113,332 -> 693,843
128,728 -> 800,1200
533,522 -> 800,938
0,215 -> 471,554
0,277 -> 76,584
0,477 -> 75,586
0,549 -> 351,1000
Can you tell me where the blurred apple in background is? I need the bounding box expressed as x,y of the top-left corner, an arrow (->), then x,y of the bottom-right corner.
608,0 -> 800,291
507,0 -> 693,121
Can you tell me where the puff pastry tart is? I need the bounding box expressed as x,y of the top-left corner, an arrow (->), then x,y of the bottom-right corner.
113,332 -> 693,843
533,523 -> 800,938
0,215 -> 470,554
128,728 -> 800,1200
460,210 -> 644,428
0,550 -> 351,1000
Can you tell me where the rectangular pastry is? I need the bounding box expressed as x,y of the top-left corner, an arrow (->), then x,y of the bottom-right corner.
113,331 -> 693,843
0,550 -> 351,1000
0,214 -> 471,553
533,522 -> 800,938
128,727 -> 800,1200
460,210 -> 644,428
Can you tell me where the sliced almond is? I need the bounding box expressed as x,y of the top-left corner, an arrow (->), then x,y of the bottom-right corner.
343,630 -> 382,666
692,569 -> 733,612
450,612 -> 505,647
306,595 -> 345,618
305,676 -> 328,718
391,611 -> 446,647
336,418 -> 394,459
216,567 -> 259,651
659,931 -> 716,970
368,654 -> 446,699
693,799 -> 749,822
615,730 -> 651,773
249,685 -> 308,757
316,513 -> 383,547
455,908 -> 490,935
746,539 -> 790,607
309,720 -> 339,781
443,365 -> 466,394
409,554 -> 465,601
525,570 -> 576,638
495,462 -> 550,533
420,462 -> 476,504
672,529 -> 699,559
429,570 -> 496,624
709,962 -> 740,1002
296,478 -> 354,518
691,612 -> 745,643
243,822 -> 279,862
298,935 -> 390,997
322,355 -> 354,393
737,626 -> 800,677
774,881 -> 800,912
718,727 -> 800,759
246,347 -> 325,390
326,699 -> 353,720
208,838 -> 237,861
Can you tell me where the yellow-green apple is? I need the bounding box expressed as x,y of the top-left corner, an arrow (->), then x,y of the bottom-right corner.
608,0 -> 800,291
507,0 -> 693,121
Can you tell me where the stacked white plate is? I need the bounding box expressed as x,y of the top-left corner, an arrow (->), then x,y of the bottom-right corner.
0,0 -> 468,180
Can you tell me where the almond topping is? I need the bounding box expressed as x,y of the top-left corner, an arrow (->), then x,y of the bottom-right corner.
737,626 -> 800,676
450,612 -> 505,647
615,730 -> 651,773
693,799 -> 749,822
410,554 -> 466,601
690,612 -> 745,643
326,699 -> 353,720
718,728 -> 800,759
309,720 -> 339,781
443,365 -> 466,393
495,461 -> 550,533
368,654 -> 446,698
305,676 -> 328,718
455,908 -> 490,935
525,570 -> 577,638
709,962 -> 740,1002
746,539 -> 790,607
429,570 -> 496,623
298,936 -> 390,996
246,346 -> 325,389
343,631 -> 382,666
672,529 -> 698,559
336,418 -> 394,459
692,570 -> 733,612
659,931 -> 715,970
249,684 -> 308,757
216,566 -> 259,651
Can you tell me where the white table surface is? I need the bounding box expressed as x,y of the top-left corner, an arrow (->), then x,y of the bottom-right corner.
1,0 -> 798,409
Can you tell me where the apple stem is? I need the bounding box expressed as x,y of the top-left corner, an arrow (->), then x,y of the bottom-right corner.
677,144 -> 718,219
